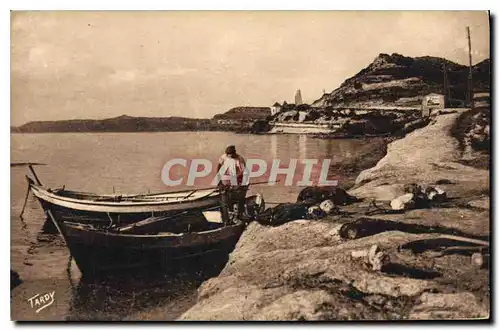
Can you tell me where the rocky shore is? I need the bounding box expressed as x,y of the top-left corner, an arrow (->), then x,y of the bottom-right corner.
178,109 -> 490,321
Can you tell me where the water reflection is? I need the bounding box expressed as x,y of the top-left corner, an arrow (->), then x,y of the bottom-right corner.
270,134 -> 278,160
66,251 -> 231,321
299,135 -> 307,160
67,276 -> 193,320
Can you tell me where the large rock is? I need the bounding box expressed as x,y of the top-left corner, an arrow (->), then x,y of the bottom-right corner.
390,193 -> 415,211
342,206 -> 490,237
409,292 -> 488,320
253,290 -> 339,321
350,111 -> 489,201
179,222 -> 489,320
319,200 -> 336,214
467,197 -> 489,210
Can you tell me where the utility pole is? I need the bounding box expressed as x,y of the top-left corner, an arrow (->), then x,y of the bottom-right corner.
443,62 -> 448,107
466,26 -> 474,108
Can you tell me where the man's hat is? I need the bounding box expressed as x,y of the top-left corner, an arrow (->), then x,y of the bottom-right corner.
225,145 -> 236,154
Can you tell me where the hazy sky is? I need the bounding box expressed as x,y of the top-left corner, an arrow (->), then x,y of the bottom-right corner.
11,11 -> 490,125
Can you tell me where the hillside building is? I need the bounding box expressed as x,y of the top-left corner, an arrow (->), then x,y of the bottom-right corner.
270,102 -> 282,116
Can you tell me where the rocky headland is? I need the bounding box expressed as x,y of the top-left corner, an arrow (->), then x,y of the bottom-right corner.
264,53 -> 490,136
312,53 -> 489,109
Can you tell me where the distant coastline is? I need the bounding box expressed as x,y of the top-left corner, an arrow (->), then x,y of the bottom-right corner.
12,54 -> 489,137
10,111 -> 267,134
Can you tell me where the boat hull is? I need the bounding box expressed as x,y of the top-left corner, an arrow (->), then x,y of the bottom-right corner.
29,182 -> 223,231
30,184 -> 221,214
61,221 -> 245,278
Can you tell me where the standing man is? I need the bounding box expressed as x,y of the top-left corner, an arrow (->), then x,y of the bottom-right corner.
216,145 -> 248,217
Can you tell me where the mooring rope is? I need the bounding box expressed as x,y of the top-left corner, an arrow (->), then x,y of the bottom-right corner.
19,184 -> 31,219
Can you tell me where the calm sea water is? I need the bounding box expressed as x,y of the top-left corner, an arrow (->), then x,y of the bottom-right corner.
10,131 -> 381,320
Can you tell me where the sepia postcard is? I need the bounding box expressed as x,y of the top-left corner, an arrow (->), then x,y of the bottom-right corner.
10,10 -> 491,321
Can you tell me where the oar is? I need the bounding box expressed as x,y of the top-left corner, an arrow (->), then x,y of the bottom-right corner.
26,171 -> 69,244
20,164 -> 45,217
27,164 -> 43,186
19,184 -> 31,219
184,189 -> 200,200
10,162 -> 47,167
116,210 -> 190,233
116,203 -> 224,233
133,179 -> 281,199
183,179 -> 283,200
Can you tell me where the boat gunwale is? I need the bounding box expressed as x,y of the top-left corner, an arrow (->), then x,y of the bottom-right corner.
30,184 -> 220,207
52,187 -> 217,199
63,221 -> 245,239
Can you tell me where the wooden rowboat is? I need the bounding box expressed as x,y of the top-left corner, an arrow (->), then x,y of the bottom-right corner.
59,216 -> 245,278
27,176 -> 222,227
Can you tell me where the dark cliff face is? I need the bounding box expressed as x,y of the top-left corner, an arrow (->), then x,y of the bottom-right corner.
12,108 -> 274,133
212,107 -> 271,121
312,53 -> 490,109
472,58 -> 491,92
13,115 -> 214,133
